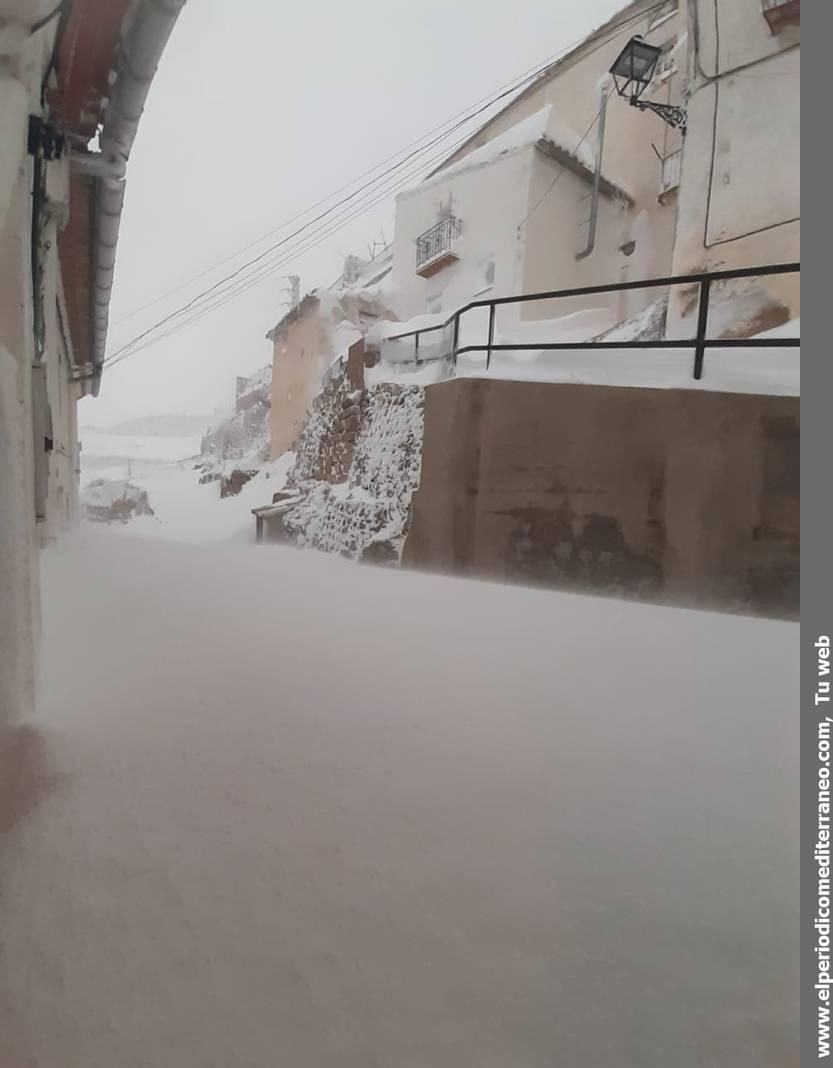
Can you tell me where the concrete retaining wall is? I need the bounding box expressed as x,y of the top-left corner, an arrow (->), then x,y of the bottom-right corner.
403,379 -> 799,617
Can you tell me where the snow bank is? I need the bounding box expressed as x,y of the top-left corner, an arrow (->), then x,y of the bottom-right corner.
93,453 -> 295,544
3,533 -> 796,1067
367,298 -> 799,397
456,318 -> 800,395
498,308 -> 618,347
366,310 -> 448,348
82,479 -> 155,525
593,299 -> 667,343
365,358 -> 449,388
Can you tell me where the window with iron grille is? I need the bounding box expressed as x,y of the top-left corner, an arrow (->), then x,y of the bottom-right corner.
415,215 -> 462,271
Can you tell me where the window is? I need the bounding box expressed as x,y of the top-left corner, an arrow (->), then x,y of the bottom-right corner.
646,36 -> 680,88
762,0 -> 800,33
473,258 -> 495,298
658,147 -> 682,201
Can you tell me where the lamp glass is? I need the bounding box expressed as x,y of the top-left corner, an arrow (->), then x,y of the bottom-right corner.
610,36 -> 662,88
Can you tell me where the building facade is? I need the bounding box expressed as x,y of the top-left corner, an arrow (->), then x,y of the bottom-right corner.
390,0 -> 687,333
267,253 -> 394,459
668,0 -> 800,333
0,0 -> 184,726
388,0 -> 799,343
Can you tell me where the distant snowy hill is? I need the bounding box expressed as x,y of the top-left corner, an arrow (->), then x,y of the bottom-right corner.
86,413 -> 215,438
80,416 -> 209,485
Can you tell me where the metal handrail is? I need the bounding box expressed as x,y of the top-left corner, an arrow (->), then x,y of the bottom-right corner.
381,262 -> 800,381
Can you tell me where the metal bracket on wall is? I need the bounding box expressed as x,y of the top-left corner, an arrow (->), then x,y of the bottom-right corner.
27,116 -> 65,161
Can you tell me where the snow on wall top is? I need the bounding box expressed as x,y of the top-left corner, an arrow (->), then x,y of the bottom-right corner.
82,479 -> 152,510
336,247 -> 394,294
240,364 -> 272,393
539,112 -> 596,174
400,106 -> 554,196
401,105 -> 601,200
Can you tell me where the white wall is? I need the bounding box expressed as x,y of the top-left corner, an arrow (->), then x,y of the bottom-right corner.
442,0 -> 686,291
0,6 -> 83,725
0,131 -> 40,730
41,156 -> 82,538
390,144 -> 534,324
389,0 -> 686,343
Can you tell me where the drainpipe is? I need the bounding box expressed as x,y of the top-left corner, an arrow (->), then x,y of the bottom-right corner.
89,0 -> 187,395
576,78 -> 610,262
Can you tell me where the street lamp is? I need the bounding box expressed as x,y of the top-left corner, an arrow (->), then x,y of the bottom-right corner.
609,36 -> 687,132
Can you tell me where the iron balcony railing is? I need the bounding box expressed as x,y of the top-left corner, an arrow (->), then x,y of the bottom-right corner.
383,262 -> 800,382
415,215 -> 462,271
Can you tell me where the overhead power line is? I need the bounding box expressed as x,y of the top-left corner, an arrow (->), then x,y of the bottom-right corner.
104,125 -> 480,368
104,1 -> 669,370
517,93 -> 610,232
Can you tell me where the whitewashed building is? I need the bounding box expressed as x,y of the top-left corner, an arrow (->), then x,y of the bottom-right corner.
386,0 -> 799,350
390,0 -> 687,334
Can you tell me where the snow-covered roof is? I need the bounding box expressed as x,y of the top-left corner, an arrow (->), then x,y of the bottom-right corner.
399,104 -> 632,202
439,106 -> 554,179
333,247 -> 394,293
239,364 -> 272,394
400,106 -> 554,196
266,249 -> 394,341
426,0 -> 657,178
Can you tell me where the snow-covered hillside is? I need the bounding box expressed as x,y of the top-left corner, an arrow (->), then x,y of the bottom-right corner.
78,394 -> 285,542
80,412 -> 211,485
84,454 -> 293,544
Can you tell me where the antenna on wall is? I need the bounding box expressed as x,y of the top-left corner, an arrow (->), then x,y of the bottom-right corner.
367,232 -> 388,261
281,275 -> 300,314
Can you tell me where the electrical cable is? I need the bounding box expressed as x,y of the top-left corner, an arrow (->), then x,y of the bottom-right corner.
31,0 -> 65,34
104,125 -> 480,368
516,99 -> 608,233
103,0 -> 671,368
111,0 -> 670,330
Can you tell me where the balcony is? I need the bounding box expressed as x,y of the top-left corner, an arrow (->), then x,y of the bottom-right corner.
415,215 -> 462,278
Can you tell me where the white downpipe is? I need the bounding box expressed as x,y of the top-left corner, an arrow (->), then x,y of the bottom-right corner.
90,0 -> 187,393
575,78 -> 611,262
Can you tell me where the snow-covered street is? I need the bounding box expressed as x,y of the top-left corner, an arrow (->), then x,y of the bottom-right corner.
0,531 -> 798,1067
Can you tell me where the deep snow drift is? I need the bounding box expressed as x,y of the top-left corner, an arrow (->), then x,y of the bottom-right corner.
0,532 -> 797,1067
93,453 -> 295,543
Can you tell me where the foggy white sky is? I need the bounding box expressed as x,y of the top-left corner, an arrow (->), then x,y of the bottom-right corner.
81,0 -> 624,429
